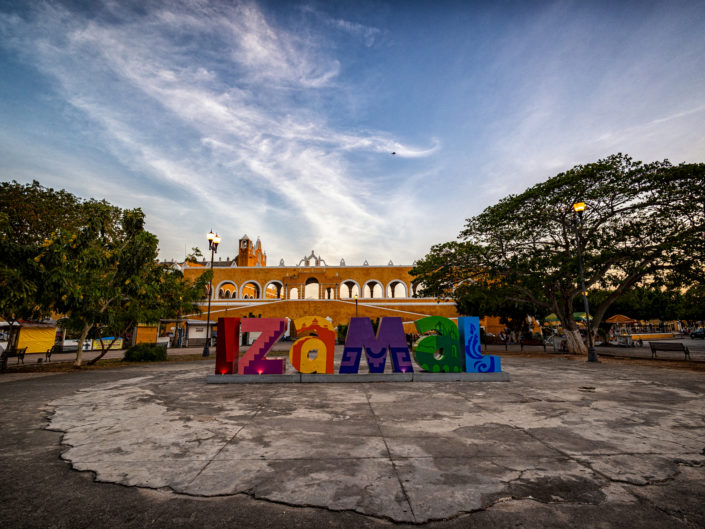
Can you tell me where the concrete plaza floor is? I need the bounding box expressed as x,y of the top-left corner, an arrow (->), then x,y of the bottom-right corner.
1,354 -> 704,528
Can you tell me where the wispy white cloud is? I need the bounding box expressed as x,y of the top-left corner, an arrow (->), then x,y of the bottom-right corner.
331,18 -> 381,47
0,0 -> 437,263
299,4 -> 382,47
2,0 -> 702,266
469,1 -> 705,207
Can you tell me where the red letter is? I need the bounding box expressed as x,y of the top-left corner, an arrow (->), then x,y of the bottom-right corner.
215,317 -> 240,375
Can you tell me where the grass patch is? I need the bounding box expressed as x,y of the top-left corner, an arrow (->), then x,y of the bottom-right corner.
1,354 -> 209,374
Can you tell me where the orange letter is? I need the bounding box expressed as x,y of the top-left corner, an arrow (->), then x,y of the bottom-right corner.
289,316 -> 335,374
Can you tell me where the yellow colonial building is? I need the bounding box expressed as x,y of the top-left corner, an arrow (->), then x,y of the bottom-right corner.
180,235 -> 468,333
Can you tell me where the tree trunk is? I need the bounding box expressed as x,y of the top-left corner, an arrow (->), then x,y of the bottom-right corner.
86,325 -> 129,366
86,338 -> 112,366
73,323 -> 91,367
564,329 -> 587,355
7,321 -> 20,350
556,297 -> 586,354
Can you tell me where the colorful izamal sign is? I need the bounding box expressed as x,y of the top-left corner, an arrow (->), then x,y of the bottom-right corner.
214,315 -> 501,376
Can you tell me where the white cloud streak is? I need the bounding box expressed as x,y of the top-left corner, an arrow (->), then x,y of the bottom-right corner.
465,2 -> 705,207
2,1 -> 703,266
0,0 -> 437,263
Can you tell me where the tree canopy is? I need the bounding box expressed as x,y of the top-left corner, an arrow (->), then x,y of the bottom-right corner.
584,284 -> 705,328
1,180 -> 207,365
1,181 -> 90,343
411,154 -> 705,353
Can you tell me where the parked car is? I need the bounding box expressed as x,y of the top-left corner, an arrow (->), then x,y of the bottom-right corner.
691,328 -> 705,339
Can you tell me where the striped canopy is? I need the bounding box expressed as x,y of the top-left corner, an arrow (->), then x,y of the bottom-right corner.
605,314 -> 637,324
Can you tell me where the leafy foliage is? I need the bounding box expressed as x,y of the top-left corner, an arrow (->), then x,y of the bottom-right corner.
0,181 -> 90,347
680,286 -> 705,322
336,323 -> 348,344
186,247 -> 203,263
588,285 -> 705,323
123,343 -> 168,362
412,154 -> 705,353
1,180 -> 207,365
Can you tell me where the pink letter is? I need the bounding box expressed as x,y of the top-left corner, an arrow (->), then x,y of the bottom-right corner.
238,318 -> 287,375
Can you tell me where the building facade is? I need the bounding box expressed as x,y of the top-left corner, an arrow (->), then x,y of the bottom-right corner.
180,236 -> 501,333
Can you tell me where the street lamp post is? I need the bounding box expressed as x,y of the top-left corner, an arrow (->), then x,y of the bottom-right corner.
202,230 -> 221,358
572,203 -> 598,363
354,294 -> 359,317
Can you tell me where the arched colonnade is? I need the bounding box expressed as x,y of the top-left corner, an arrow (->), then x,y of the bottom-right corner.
212,278 -> 419,301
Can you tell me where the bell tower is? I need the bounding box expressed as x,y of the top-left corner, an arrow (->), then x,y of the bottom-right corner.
237,234 -> 252,266
236,234 -> 266,267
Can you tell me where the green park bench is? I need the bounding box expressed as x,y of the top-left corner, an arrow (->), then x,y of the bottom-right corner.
649,341 -> 691,360
45,344 -> 63,362
520,338 -> 547,352
483,335 -> 508,351
1,347 -> 28,372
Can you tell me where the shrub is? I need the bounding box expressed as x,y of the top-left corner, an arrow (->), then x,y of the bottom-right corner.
123,343 -> 167,362
336,324 -> 348,344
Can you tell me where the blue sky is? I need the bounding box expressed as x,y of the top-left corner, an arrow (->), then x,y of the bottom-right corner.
1,0 -> 704,265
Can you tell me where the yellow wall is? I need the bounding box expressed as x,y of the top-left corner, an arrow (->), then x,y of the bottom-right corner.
17,326 -> 56,354
91,338 -> 124,350
182,298 -> 461,330
182,254 -> 514,332
135,325 -> 158,344
631,333 -> 674,340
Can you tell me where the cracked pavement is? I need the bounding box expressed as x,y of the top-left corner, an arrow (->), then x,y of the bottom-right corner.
2,355 -> 705,528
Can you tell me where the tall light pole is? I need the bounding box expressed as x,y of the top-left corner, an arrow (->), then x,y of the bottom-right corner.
572,203 -> 598,363
354,294 -> 358,318
202,230 -> 221,358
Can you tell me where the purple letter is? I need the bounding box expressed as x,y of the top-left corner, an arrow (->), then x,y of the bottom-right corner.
339,317 -> 413,374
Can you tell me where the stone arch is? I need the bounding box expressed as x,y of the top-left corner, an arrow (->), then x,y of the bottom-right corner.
288,286 -> 300,300
412,281 -> 426,297
215,280 -> 238,300
452,278 -> 475,292
240,280 -> 262,300
386,280 -> 408,299
339,280 -> 361,299
264,280 -> 284,299
304,277 -> 320,299
363,280 -> 384,299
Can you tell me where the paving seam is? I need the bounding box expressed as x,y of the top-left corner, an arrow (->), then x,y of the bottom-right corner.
505,423 -> 687,489
445,387 -> 693,521
452,387 -> 621,483
627,488 -> 695,527
185,401 -> 267,486
363,388 -> 417,523
441,386 -> 557,514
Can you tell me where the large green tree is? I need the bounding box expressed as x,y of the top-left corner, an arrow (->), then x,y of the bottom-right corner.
412,154 -> 705,354
2,180 -> 207,366
0,181 -> 90,348
37,205 -> 207,366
